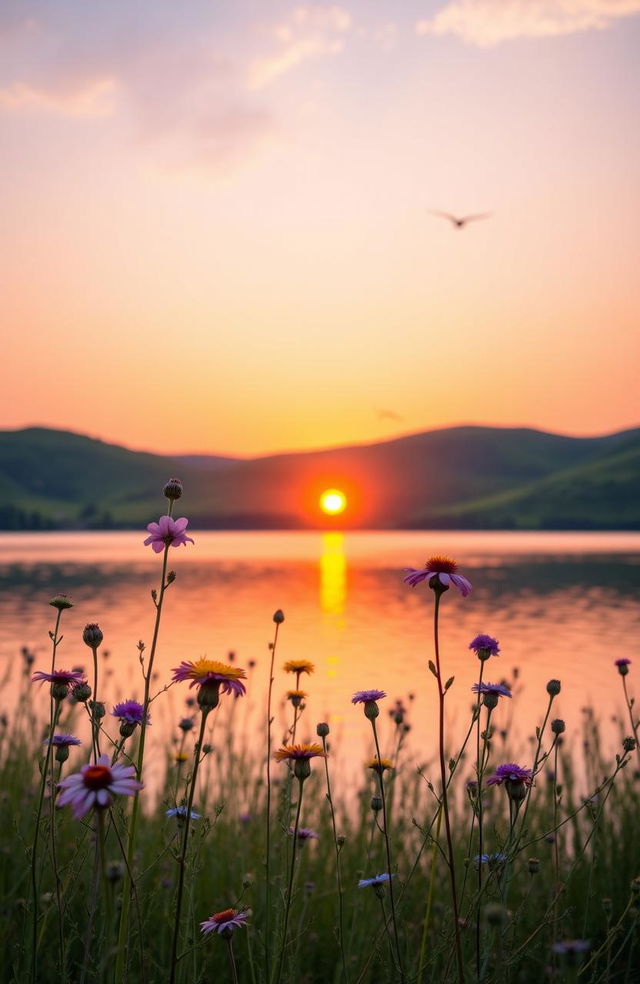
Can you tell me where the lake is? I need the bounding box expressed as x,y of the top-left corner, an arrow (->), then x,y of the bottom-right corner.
1,530 -> 639,787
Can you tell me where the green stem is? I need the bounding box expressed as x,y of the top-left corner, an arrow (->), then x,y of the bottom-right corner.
322,735 -> 349,983
169,706 -> 210,984
371,717 -> 405,982
274,776 -> 304,984
227,936 -> 240,984
114,540 -> 170,984
91,645 -> 101,759
265,620 -> 281,984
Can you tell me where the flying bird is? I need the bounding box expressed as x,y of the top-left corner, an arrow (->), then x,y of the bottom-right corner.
430,210 -> 492,229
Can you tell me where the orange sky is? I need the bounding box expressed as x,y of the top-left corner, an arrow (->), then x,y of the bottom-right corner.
1,1 -> 639,456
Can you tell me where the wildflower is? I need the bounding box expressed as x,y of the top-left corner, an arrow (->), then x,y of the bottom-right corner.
45,733 -> 81,764
487,763 -> 533,805
49,594 -> 73,611
112,700 -> 149,738
358,872 -> 393,888
367,756 -> 394,774
172,658 -> 247,710
286,689 -> 307,708
57,754 -> 142,818
32,668 -> 86,701
289,826 -> 317,841
163,478 -> 183,501
352,690 -> 386,720
615,658 -> 631,676
403,556 -> 472,597
46,733 -> 82,748
274,742 -> 326,781
174,752 -> 188,764
200,909 -> 249,937
469,634 -> 500,659
144,515 -> 194,553
474,853 -> 507,869
472,682 -> 511,704
283,659 -> 314,675
71,681 -> 92,703
552,940 -> 590,957
82,623 -> 103,649
166,806 -> 202,820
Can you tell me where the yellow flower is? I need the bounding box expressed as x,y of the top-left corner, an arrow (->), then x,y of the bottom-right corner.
274,743 -> 326,762
367,757 -> 394,774
283,660 -> 315,676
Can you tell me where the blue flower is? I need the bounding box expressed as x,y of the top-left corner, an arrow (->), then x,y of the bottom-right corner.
358,872 -> 393,888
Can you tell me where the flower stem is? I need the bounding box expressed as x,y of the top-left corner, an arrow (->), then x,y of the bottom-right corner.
227,937 -> 240,984
114,541 -> 170,984
265,620 -> 281,984
274,776 -> 304,984
322,735 -> 349,983
91,644 -> 101,759
371,717 -> 405,982
432,589 -> 466,984
168,706 -> 210,984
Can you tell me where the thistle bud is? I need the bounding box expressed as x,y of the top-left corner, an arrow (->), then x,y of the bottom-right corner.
273,609 -> 285,624
623,736 -> 636,754
55,745 -> 70,764
119,721 -> 136,738
551,719 -> 565,735
72,681 -> 92,703
371,795 -> 383,813
197,682 -> 220,710
163,478 -> 183,501
89,700 -> 106,720
336,834 -> 346,846
528,857 -> 540,875
547,679 -> 561,697
316,722 -> 330,738
294,758 -> 311,782
83,623 -> 103,649
50,594 -> 73,610
364,700 -> 379,721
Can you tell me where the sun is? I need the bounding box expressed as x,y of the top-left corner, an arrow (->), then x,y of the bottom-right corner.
319,488 -> 347,516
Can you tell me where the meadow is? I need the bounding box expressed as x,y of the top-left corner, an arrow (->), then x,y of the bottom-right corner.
1,480 -> 639,984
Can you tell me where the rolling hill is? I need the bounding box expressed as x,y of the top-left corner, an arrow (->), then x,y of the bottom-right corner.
0,425 -> 638,530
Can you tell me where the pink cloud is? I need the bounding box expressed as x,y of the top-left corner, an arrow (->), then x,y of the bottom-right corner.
417,0 -> 640,45
249,5 -> 352,89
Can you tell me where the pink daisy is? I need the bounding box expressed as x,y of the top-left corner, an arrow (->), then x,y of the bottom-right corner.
143,515 -> 194,553
403,556 -> 472,596
200,908 -> 249,936
57,754 -> 143,818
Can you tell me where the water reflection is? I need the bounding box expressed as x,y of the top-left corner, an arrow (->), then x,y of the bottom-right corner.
320,532 -> 346,615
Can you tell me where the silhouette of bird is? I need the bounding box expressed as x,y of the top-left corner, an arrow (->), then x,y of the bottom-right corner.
430,210 -> 491,229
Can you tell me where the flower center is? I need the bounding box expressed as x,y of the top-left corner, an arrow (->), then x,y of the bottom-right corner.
83,765 -> 112,790
213,909 -> 236,924
426,555 -> 458,574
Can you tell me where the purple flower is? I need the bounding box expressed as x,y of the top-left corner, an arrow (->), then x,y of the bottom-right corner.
474,853 -> 507,866
552,940 -> 590,956
166,806 -> 202,820
200,909 -> 249,936
45,734 -> 82,748
112,700 -> 149,727
469,634 -> 500,657
486,763 -> 533,787
403,556 -> 472,596
358,872 -> 393,888
32,669 -> 85,687
143,515 -> 194,553
289,827 -> 318,840
171,659 -> 246,698
615,658 -> 631,667
57,754 -> 143,818
472,682 -> 512,699
352,690 -> 386,704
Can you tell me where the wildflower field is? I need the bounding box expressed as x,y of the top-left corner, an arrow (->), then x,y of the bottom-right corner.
1,480 -> 639,984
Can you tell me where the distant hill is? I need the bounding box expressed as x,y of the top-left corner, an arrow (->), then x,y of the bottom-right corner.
0,424 -> 638,530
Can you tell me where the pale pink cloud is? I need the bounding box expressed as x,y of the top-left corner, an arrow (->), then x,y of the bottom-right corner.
0,78 -> 116,116
416,0 -> 640,45
249,5 -> 352,89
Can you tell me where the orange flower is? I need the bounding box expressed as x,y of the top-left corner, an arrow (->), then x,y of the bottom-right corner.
283,660 -> 315,676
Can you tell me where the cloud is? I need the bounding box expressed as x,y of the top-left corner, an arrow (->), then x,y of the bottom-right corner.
0,5 -> 276,170
249,5 -> 352,89
416,0 -> 640,45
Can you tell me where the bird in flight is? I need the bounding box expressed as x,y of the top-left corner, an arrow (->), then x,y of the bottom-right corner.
430,210 -> 492,229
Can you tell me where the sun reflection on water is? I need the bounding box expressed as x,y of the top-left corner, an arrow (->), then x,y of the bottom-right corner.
319,532 -> 346,616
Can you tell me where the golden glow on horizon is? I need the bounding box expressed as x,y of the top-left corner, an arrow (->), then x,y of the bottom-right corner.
320,489 -> 347,515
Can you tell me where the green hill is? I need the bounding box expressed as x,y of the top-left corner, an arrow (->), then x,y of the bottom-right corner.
0,424 -> 638,530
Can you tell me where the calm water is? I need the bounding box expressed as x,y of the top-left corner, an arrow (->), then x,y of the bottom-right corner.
1,531 -> 639,784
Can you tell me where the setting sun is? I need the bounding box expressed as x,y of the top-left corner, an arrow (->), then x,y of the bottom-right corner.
319,488 -> 347,515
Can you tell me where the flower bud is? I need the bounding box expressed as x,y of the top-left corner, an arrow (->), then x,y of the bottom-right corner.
50,594 -> 73,610
83,623 -> 103,649
55,745 -> 70,764
106,861 -> 124,883
178,717 -> 194,733
197,682 -> 220,710
202,743 -> 213,755
72,681 -> 92,703
119,721 -> 136,738
547,679 -> 561,697
551,719 -> 566,735
166,570 -> 176,585
623,736 -> 636,754
273,609 -> 285,624
163,478 -> 183,501
90,700 -> 106,720
505,779 -> 528,804
371,795 -> 383,813
316,722 -> 330,738
483,692 -> 499,711
528,857 -> 540,875
51,681 -> 70,701
364,700 -> 379,721
294,758 -> 311,782
336,834 -> 346,846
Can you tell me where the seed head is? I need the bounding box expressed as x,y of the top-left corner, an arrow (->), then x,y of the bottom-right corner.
547,679 -> 561,697
83,623 -> 103,649
163,478 -> 183,501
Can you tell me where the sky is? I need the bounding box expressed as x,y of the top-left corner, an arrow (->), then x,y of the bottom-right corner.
1,0 -> 639,457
